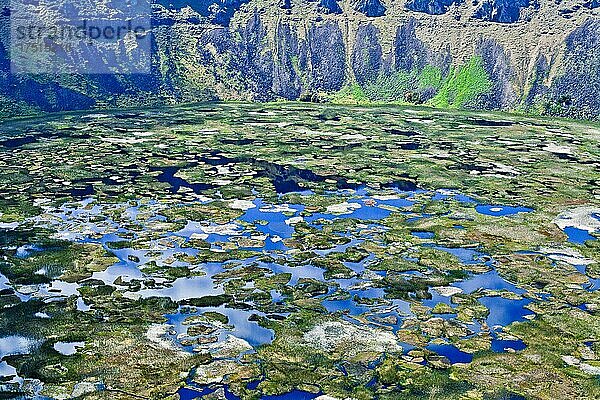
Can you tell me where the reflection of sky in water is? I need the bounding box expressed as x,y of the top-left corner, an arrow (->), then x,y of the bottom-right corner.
0,272 -> 10,292
426,343 -> 473,364
0,361 -> 18,380
570,264 -> 600,291
166,305 -> 273,347
312,238 -> 362,257
4,186 -> 548,369
455,270 -> 525,295
431,190 -> 477,204
478,296 -> 532,327
424,270 -> 529,330
344,256 -> 370,275
263,262 -> 324,285
563,226 -> 597,244
92,262 -> 144,284
77,297 -> 91,311
422,290 -> 454,308
15,244 -> 43,258
240,199 -> 303,239
476,205 -> 533,217
270,289 -> 284,303
411,231 -> 434,239
0,336 -> 38,359
323,285 -> 412,331
178,221 -> 246,243
491,338 -> 526,353
305,205 -> 391,223
322,298 -> 370,316
53,341 -> 84,356
583,277 -> 600,292
35,280 -> 81,300
138,275 -> 223,301
375,197 -> 414,208
0,336 -> 40,382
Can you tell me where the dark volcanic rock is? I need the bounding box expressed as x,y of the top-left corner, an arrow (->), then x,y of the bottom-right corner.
352,0 -> 386,17
394,18 -> 427,73
238,12 -> 275,100
272,23 -> 302,99
307,21 -> 347,91
352,24 -> 383,85
188,11 -> 276,101
549,19 -> 600,119
524,54 -> 551,109
405,0 -> 463,15
584,0 -> 600,9
155,0 -> 250,26
472,39 -> 517,110
429,44 -> 453,77
473,0 -> 538,24
318,0 -> 342,14
0,0 -> 599,121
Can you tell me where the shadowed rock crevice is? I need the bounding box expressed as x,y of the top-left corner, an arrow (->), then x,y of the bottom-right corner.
307,21 -> 347,91
238,12 -> 275,100
405,0 -> 463,15
352,0 -> 387,17
318,0 -> 343,14
155,0 -> 250,26
473,0 -> 538,23
584,0 -> 600,9
523,54 -> 550,111
352,24 -> 383,85
471,39 -> 517,110
549,19 -> 600,119
272,23 -> 302,99
394,18 -> 427,73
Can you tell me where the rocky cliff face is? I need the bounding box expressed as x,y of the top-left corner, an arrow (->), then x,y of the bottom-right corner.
1,0 -> 600,119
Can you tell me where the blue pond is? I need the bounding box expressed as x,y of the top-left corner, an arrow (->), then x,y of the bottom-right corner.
322,297 -> 371,316
431,191 -> 477,204
563,226 -> 597,244
478,297 -> 532,327
305,201 -> 393,223
583,277 -> 600,292
166,305 -> 274,348
491,338 -> 526,353
427,245 -> 492,266
246,380 -> 261,390
476,205 -> 533,217
322,285 -> 412,329
240,199 -> 303,239
455,270 -> 525,295
426,343 -> 473,364
411,231 -> 435,239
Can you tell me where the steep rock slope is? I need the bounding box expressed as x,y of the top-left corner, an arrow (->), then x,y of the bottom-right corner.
1,0 -> 599,119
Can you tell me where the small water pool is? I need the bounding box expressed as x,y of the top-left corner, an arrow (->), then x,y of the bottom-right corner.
476,205 -> 533,217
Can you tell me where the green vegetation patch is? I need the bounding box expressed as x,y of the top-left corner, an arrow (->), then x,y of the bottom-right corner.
431,56 -> 492,108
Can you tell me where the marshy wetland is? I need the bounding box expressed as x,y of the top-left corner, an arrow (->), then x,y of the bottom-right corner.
0,103 -> 599,399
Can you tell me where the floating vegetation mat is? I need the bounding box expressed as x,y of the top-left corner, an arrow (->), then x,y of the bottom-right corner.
0,103 -> 599,399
